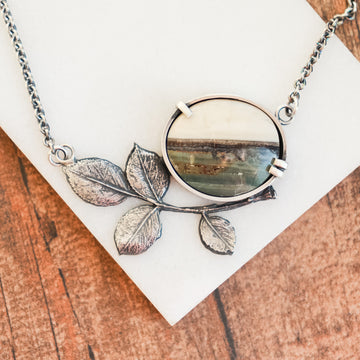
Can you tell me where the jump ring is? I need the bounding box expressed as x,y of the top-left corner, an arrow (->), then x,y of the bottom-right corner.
48,144 -> 75,166
276,105 -> 295,126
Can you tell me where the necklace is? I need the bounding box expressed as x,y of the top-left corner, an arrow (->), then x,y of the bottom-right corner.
0,0 -> 357,256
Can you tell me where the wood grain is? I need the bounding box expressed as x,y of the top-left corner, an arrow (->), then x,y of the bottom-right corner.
0,1 -> 359,359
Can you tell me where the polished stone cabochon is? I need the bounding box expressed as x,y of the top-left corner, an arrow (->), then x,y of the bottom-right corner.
165,98 -> 281,199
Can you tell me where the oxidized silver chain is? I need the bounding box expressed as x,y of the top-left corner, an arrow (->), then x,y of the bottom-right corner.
276,0 -> 358,125
1,0 -> 357,152
0,0 -> 75,166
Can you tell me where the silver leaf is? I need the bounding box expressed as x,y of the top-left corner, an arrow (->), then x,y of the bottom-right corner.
114,205 -> 162,255
126,144 -> 170,201
199,215 -> 236,255
63,158 -> 130,206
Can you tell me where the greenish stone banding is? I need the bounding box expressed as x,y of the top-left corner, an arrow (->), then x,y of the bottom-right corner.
163,96 -> 286,201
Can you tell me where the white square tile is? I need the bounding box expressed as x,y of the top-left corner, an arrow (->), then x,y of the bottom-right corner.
0,0 -> 359,325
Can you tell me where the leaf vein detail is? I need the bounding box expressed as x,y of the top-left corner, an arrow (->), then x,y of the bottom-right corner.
135,146 -> 160,202
68,169 -> 133,197
123,207 -> 158,248
202,214 -> 232,250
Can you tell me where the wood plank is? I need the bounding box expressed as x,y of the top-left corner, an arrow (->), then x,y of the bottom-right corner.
0,0 -> 359,358
308,0 -> 360,60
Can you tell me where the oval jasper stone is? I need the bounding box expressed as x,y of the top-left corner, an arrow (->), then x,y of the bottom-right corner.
163,96 -> 285,200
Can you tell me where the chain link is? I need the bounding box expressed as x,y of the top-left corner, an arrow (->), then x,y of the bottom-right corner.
1,0 -> 358,141
0,0 -> 74,165
276,0 -> 357,125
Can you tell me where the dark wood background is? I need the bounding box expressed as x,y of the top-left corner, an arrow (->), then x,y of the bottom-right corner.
0,1 -> 359,359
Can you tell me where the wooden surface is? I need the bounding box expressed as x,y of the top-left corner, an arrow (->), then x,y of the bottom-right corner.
0,1 -> 359,359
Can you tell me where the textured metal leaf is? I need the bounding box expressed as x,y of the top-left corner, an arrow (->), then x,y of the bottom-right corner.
199,215 -> 236,255
63,158 -> 130,206
126,144 -> 170,201
114,205 -> 162,255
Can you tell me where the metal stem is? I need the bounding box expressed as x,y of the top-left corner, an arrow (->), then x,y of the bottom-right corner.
134,186 -> 276,214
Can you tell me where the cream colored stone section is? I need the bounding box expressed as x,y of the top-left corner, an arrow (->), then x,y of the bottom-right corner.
168,99 -> 279,143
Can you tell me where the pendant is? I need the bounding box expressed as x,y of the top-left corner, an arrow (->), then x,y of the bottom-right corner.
62,95 -> 287,256
162,95 -> 287,202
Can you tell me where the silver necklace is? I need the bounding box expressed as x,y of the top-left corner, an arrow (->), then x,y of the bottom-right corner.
1,0 -> 357,255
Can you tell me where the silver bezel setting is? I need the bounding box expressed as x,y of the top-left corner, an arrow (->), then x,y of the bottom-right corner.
161,94 -> 287,203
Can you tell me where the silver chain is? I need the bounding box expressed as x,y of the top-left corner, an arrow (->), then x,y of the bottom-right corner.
0,0 -> 74,165
276,0 -> 358,125
0,0 -> 358,147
